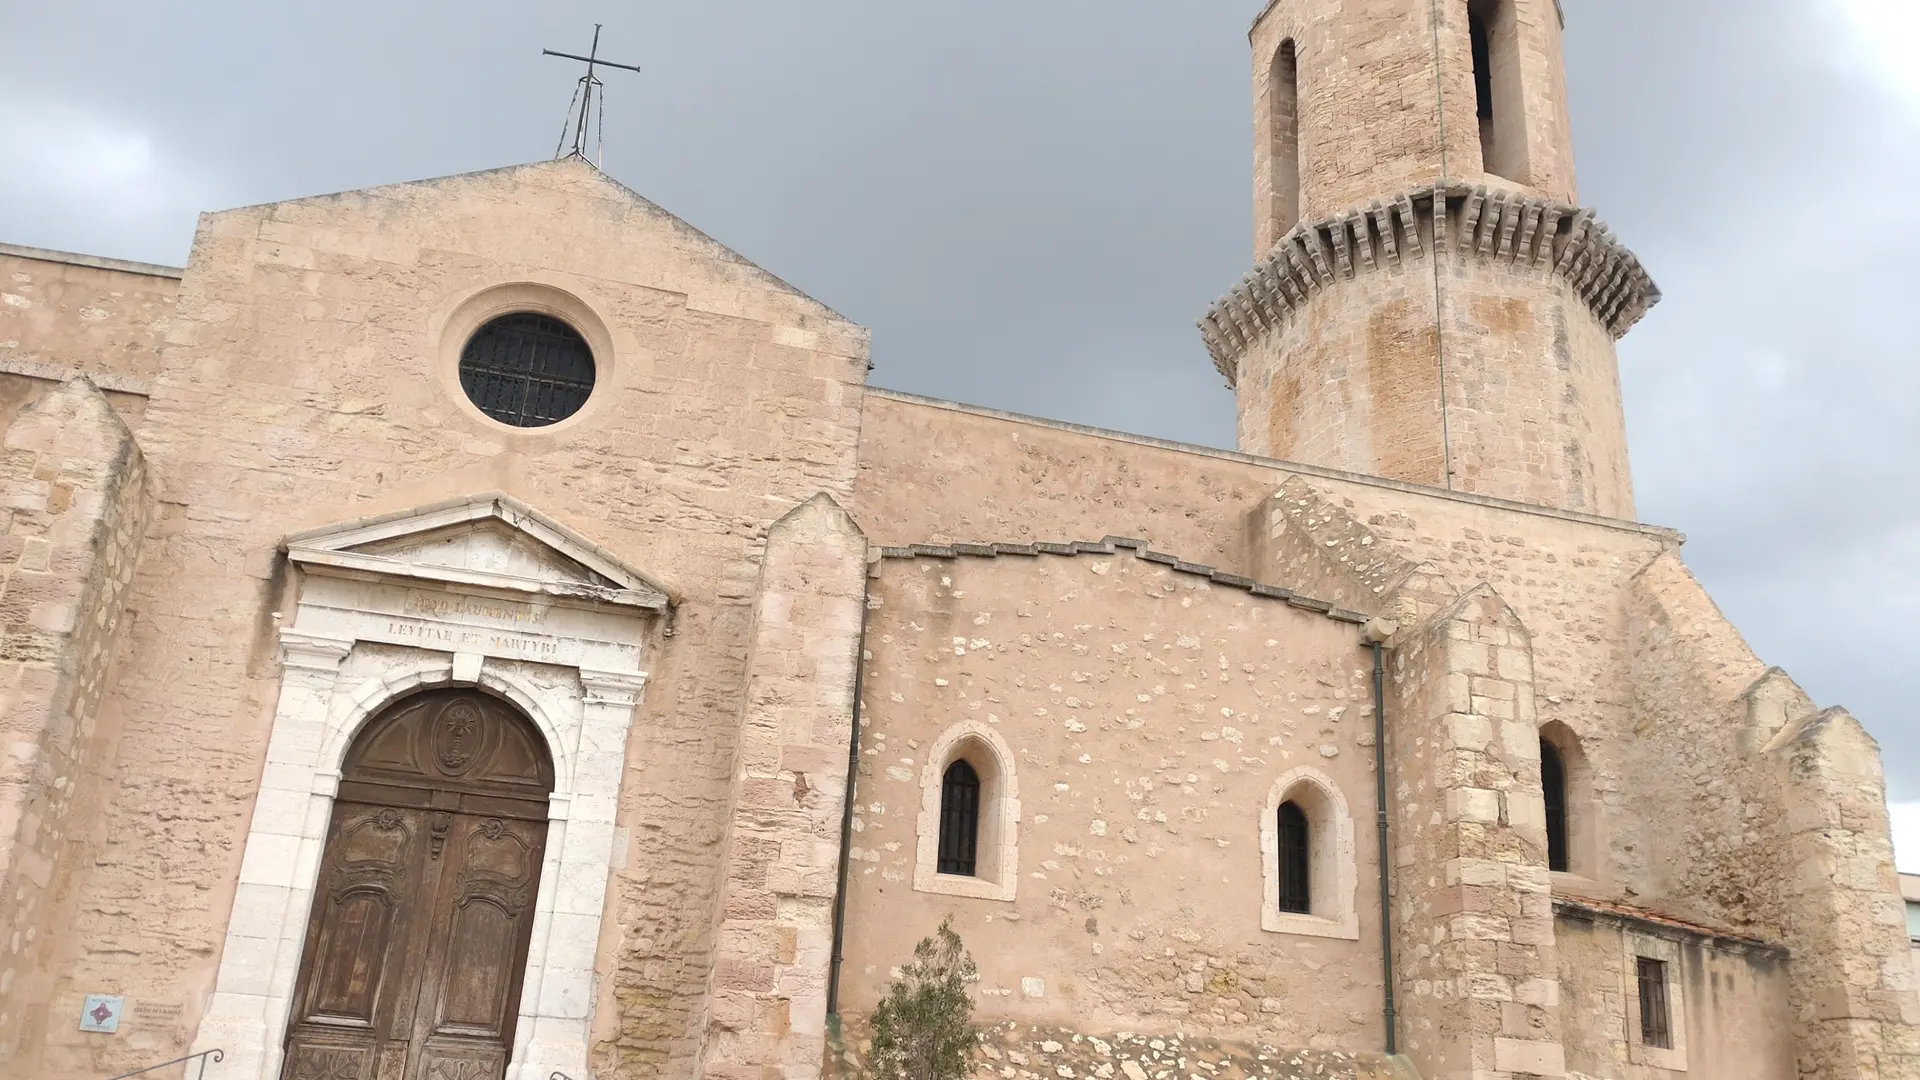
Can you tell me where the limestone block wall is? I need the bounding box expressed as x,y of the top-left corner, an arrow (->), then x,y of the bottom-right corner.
0,378 -> 150,1062
0,246 -> 177,436
0,245 -> 178,390
855,394 -> 1671,906
839,545 -> 1384,1052
1385,585 -> 1562,1079
1905,874 -> 1920,980
1768,709 -> 1920,1077
4,158 -> 872,1080
1552,904 -> 1793,1079
1621,551 -> 1778,927
698,495 -> 868,1080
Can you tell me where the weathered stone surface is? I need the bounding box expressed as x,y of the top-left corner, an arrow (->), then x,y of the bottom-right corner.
1227,0 -> 1645,519
0,5 -> 1911,1080
828,1021 -> 1416,1080
0,378 -> 149,1064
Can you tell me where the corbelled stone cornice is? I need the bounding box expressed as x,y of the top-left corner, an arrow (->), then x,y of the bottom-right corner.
1199,184 -> 1660,386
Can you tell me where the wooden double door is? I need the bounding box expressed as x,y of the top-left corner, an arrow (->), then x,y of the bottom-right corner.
281,690 -> 555,1080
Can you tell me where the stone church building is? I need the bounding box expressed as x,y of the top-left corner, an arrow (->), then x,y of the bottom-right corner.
0,2 -> 1913,1079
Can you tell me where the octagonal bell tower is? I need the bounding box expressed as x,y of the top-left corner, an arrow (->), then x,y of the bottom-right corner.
1201,0 -> 1658,519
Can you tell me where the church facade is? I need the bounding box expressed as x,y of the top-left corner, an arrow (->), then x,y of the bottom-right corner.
0,3 -> 1914,1080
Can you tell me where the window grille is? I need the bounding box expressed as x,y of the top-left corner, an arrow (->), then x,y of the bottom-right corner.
938,760 -> 981,876
1637,957 -> 1673,1049
1542,739 -> 1570,873
1277,801 -> 1311,914
458,313 -> 596,427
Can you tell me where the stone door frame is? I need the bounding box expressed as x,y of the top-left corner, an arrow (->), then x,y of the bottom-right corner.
193,637 -> 644,1080
190,495 -> 667,1080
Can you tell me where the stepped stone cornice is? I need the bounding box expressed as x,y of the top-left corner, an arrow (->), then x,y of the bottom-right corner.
1198,183 -> 1661,386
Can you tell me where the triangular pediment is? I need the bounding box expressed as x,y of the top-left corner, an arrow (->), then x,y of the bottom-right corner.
284,493 -> 670,611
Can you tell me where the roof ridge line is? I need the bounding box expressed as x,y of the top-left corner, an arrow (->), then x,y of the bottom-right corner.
876,536 -> 1369,626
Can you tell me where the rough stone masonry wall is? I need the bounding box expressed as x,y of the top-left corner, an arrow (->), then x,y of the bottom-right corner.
1768,709 -> 1920,1078
698,495 -> 868,1080
855,394 -> 1916,1080
0,246 -> 177,388
0,247 -> 178,436
840,548 -> 1384,1051
1259,477 -> 1670,905
7,158 -> 871,1080
1552,908 -> 1793,1079
1621,551 -> 1777,931
855,394 -> 1675,903
829,1020 -> 1414,1080
1386,585 -> 1563,1080
0,378 -> 150,1062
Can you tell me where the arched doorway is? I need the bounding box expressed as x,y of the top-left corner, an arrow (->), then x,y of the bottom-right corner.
280,688 -> 554,1080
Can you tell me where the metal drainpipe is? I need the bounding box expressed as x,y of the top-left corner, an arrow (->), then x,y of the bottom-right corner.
1368,627 -> 1399,1056
826,581 -> 871,1017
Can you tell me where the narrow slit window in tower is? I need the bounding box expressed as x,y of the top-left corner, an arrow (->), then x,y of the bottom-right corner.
1277,801 -> 1311,914
1468,0 -> 1526,182
1270,39 -> 1301,233
938,759 -> 981,876
1542,738 -> 1570,872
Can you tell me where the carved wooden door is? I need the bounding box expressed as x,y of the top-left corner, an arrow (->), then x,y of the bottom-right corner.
281,689 -> 554,1080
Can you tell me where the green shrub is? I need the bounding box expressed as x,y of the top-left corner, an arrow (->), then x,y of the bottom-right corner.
866,918 -> 979,1080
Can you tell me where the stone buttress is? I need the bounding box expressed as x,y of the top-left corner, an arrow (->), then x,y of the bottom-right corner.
1385,586 -> 1563,1079
699,495 -> 869,1080
0,378 -> 150,1059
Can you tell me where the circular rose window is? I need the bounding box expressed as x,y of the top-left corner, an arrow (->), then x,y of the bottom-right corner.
457,312 -> 597,427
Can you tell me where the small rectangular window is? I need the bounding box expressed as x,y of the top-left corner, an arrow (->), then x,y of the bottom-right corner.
1637,957 -> 1673,1049
1269,40 -> 1301,234
1906,900 -> 1920,943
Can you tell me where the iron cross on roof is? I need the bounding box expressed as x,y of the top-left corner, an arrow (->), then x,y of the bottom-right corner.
542,24 -> 642,164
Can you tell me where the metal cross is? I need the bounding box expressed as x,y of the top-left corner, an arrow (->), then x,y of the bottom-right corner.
542,25 -> 642,164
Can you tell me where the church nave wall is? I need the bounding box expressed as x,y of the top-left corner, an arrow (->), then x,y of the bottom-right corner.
0,245 -> 178,407
840,546 -> 1385,1052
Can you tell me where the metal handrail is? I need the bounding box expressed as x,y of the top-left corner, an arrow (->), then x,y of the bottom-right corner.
551,1073 -> 576,1080
105,1048 -> 223,1080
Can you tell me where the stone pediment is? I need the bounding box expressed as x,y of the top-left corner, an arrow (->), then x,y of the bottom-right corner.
284,493 -> 670,611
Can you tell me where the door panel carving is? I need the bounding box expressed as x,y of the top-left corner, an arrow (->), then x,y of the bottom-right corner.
283,690 -> 553,1080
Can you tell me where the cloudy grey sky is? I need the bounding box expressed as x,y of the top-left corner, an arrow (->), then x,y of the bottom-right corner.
2,2 -> 1915,856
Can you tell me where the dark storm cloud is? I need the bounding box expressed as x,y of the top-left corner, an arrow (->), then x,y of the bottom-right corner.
2,1 -> 1915,846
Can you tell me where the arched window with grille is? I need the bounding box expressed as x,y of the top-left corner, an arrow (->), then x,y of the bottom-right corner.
914,723 -> 1020,901
1261,767 -> 1359,940
1542,737 -> 1570,872
938,760 -> 981,876
1277,801 -> 1311,914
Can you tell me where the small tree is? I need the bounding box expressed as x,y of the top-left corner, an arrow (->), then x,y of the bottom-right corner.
866,918 -> 979,1080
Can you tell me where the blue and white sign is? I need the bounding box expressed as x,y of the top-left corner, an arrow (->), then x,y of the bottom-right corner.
79,994 -> 123,1034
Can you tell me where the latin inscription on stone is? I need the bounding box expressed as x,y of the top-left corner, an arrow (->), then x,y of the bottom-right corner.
402,591 -> 549,628
383,617 -> 561,659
